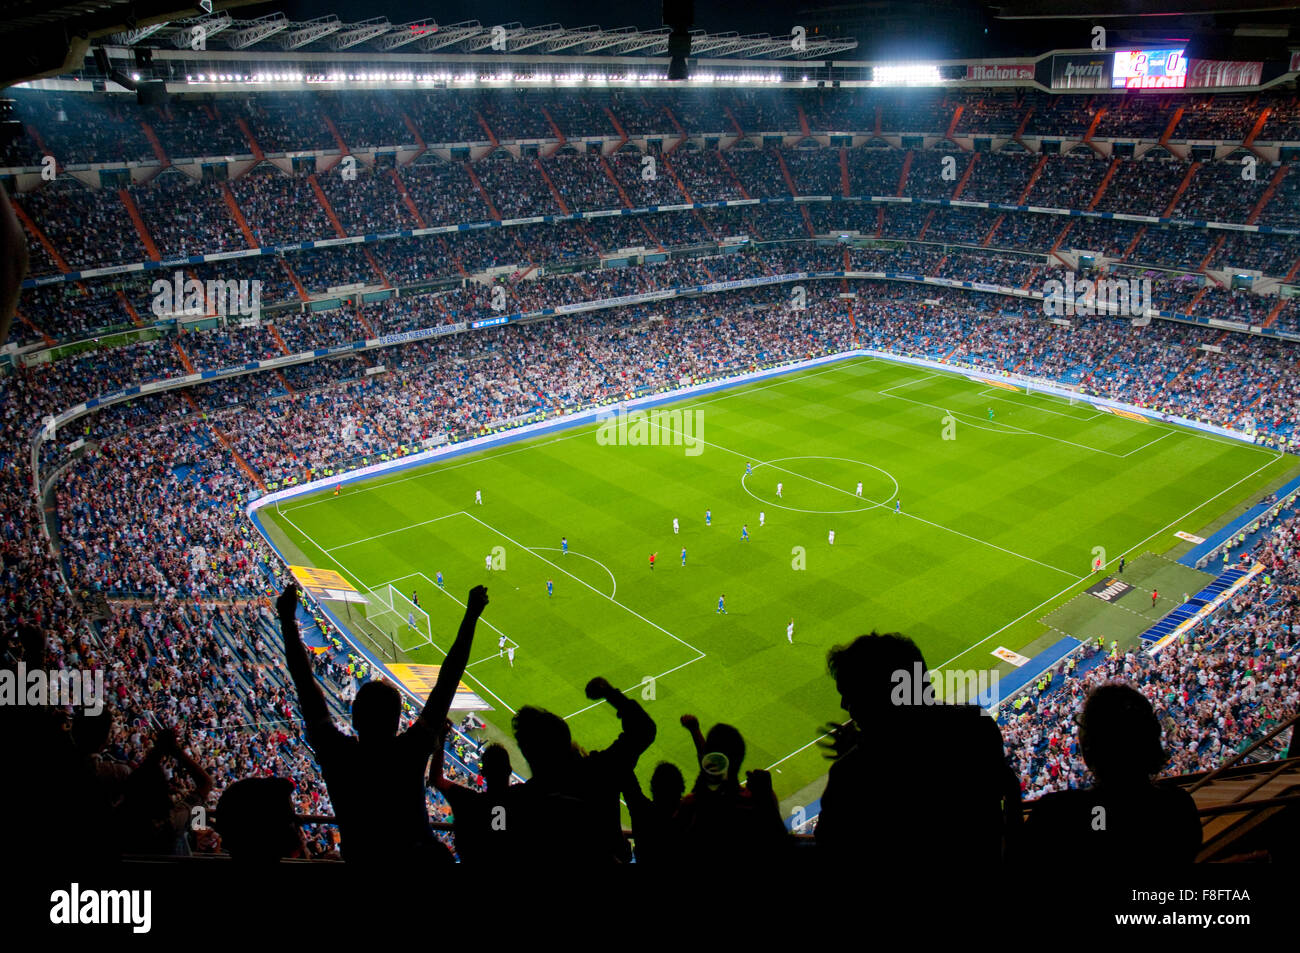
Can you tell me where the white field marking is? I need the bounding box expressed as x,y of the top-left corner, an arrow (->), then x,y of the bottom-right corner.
978,388 -> 1105,421
882,390 -> 1134,456
931,446 -> 1286,671
650,418 -> 1078,577
276,525 -> 520,714
1119,429 -> 1174,458
876,371 -> 941,396
322,512 -> 465,553
281,358 -> 877,515
281,425 -> 594,513
765,731 -> 832,771
898,509 -> 1078,577
560,653 -> 709,721
531,547 -> 617,599
461,510 -> 707,659
407,572 -> 518,714
353,567 -> 521,712
743,455 -> 898,514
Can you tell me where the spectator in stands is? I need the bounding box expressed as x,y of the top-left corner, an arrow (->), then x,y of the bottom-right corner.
114,726 -> 213,856
509,676 -> 656,862
0,183 -> 27,340
814,632 -> 1018,862
430,737 -> 514,863
276,582 -> 489,864
1022,682 -> 1202,863
215,776 -> 307,864
670,733 -> 789,860
623,761 -> 685,864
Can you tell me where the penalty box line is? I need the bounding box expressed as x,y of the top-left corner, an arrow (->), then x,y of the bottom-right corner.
282,524 -> 522,716
375,568 -> 523,662
460,510 -> 708,662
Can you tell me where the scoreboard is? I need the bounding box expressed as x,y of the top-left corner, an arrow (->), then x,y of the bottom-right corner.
1111,48 -> 1187,89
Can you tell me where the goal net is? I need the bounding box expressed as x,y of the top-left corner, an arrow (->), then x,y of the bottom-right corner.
361,584 -> 433,655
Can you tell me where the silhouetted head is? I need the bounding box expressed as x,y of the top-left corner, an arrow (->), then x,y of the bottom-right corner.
216,777 -> 303,863
481,743 -> 512,788
703,723 -> 745,781
512,706 -> 574,774
827,632 -> 928,722
649,761 -> 685,806
1079,682 -> 1167,786
72,708 -> 114,754
352,681 -> 402,741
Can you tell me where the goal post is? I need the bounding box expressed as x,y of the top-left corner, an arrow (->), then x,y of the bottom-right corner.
360,584 -> 433,655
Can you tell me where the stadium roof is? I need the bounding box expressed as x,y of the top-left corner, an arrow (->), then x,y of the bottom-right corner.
102,12 -> 858,58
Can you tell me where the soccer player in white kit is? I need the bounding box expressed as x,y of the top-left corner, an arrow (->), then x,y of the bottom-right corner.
475,489 -> 483,505
673,518 -> 679,534
498,634 -> 507,657
759,511 -> 765,527
787,619 -> 794,644
777,482 -> 783,498
485,554 -> 492,572
828,529 -> 835,545
855,482 -> 863,497
506,645 -> 516,667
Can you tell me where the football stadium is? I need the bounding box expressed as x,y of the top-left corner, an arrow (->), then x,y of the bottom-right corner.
1,0 -> 1298,922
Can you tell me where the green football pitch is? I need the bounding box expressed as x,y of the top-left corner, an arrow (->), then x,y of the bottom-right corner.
258,355 -> 1300,807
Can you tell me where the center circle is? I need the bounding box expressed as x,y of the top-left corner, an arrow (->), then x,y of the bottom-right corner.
741,456 -> 898,515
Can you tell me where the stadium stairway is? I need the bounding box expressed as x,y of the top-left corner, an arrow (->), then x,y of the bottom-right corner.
603,106 -> 629,152
1179,713 -> 1300,862
10,195 -> 73,273
597,154 -> 634,208
235,117 -> 265,161
474,109 -> 499,149
220,183 -> 260,249
118,189 -> 161,261
539,105 -> 566,156
1136,566 -> 1252,644
1163,161 -> 1200,217
773,148 -> 800,197
534,158 -> 570,215
724,104 -> 744,139
661,153 -> 695,203
663,104 -> 688,152
1086,157 -> 1120,211
954,151 -> 981,200
715,149 -> 751,200
399,111 -> 427,163
1246,163 -> 1288,225
894,149 -> 914,197
387,168 -> 428,228
1159,106 -> 1184,148
981,214 -> 1003,247
463,163 -> 502,220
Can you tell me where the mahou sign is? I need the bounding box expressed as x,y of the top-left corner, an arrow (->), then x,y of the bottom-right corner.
966,63 -> 1035,81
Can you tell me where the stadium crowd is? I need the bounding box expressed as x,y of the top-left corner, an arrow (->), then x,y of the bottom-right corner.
2,83 -> 1298,869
